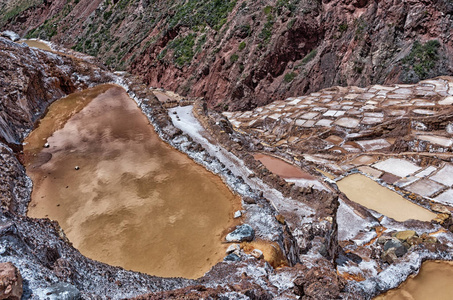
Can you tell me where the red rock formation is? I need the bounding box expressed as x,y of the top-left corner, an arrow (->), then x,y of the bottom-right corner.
2,0 -> 452,111
0,37 -> 111,145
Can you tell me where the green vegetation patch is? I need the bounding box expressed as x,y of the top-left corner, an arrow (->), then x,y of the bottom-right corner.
238,41 -> 246,51
103,11 -> 113,21
276,0 -> 300,15
284,72 -> 296,83
338,23 -> 348,33
1,0 -> 41,23
263,5 -> 273,16
301,49 -> 317,64
115,0 -> 130,10
259,20 -> 274,44
168,0 -> 237,31
169,33 -> 196,67
402,40 -> 440,79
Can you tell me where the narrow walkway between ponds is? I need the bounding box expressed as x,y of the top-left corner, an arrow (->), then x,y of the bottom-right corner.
168,105 -> 315,218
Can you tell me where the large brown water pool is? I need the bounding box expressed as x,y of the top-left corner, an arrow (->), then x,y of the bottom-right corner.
24,84 -> 240,278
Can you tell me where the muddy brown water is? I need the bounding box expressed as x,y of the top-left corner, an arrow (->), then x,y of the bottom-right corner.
24,84 -> 241,279
375,260 -> 453,300
337,174 -> 436,222
254,153 -> 314,179
20,39 -> 52,51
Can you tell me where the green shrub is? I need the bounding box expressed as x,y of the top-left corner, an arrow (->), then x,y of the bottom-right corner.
168,0 -> 237,31
284,72 -> 296,83
1,0 -> 37,22
276,0 -> 300,15
402,40 -> 440,79
156,48 -> 167,61
103,11 -> 112,21
263,5 -> 273,15
287,18 -> 296,29
195,34 -> 207,53
301,49 -> 317,64
238,41 -> 246,51
338,23 -> 348,32
230,53 -> 239,62
237,24 -> 251,37
259,20 -> 274,43
169,34 -> 196,66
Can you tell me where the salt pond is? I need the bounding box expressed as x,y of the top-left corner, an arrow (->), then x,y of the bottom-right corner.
337,174 -> 436,222
375,261 -> 453,300
254,153 -> 314,179
24,84 -> 240,279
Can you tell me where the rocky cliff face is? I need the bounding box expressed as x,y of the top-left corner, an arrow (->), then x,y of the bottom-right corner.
2,0 -> 452,111
0,37 -> 111,147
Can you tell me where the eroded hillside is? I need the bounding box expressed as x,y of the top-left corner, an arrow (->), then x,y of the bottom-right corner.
1,0 -> 452,110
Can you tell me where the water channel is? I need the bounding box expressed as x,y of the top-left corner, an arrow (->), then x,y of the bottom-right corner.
24,84 -> 241,279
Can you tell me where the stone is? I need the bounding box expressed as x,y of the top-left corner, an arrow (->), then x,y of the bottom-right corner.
275,214 -> 285,224
44,142 -> 50,148
234,210 -> 242,218
406,236 -> 423,246
74,166 -> 80,170
243,196 -> 256,204
395,230 -> 417,241
226,224 -> 255,242
1,31 -> 20,42
293,276 -> 305,296
43,282 -> 81,300
431,204 -> 450,214
384,238 -> 407,257
377,236 -> 393,245
381,248 -> 398,264
224,253 -> 241,262
226,244 -> 240,254
433,213 -> 449,224
0,262 -> 22,300
423,235 -> 437,244
251,249 -> 263,259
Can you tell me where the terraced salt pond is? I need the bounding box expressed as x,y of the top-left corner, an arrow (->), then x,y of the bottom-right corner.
254,153 -> 314,179
375,261 -> 453,299
337,174 -> 436,222
24,84 -> 240,278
